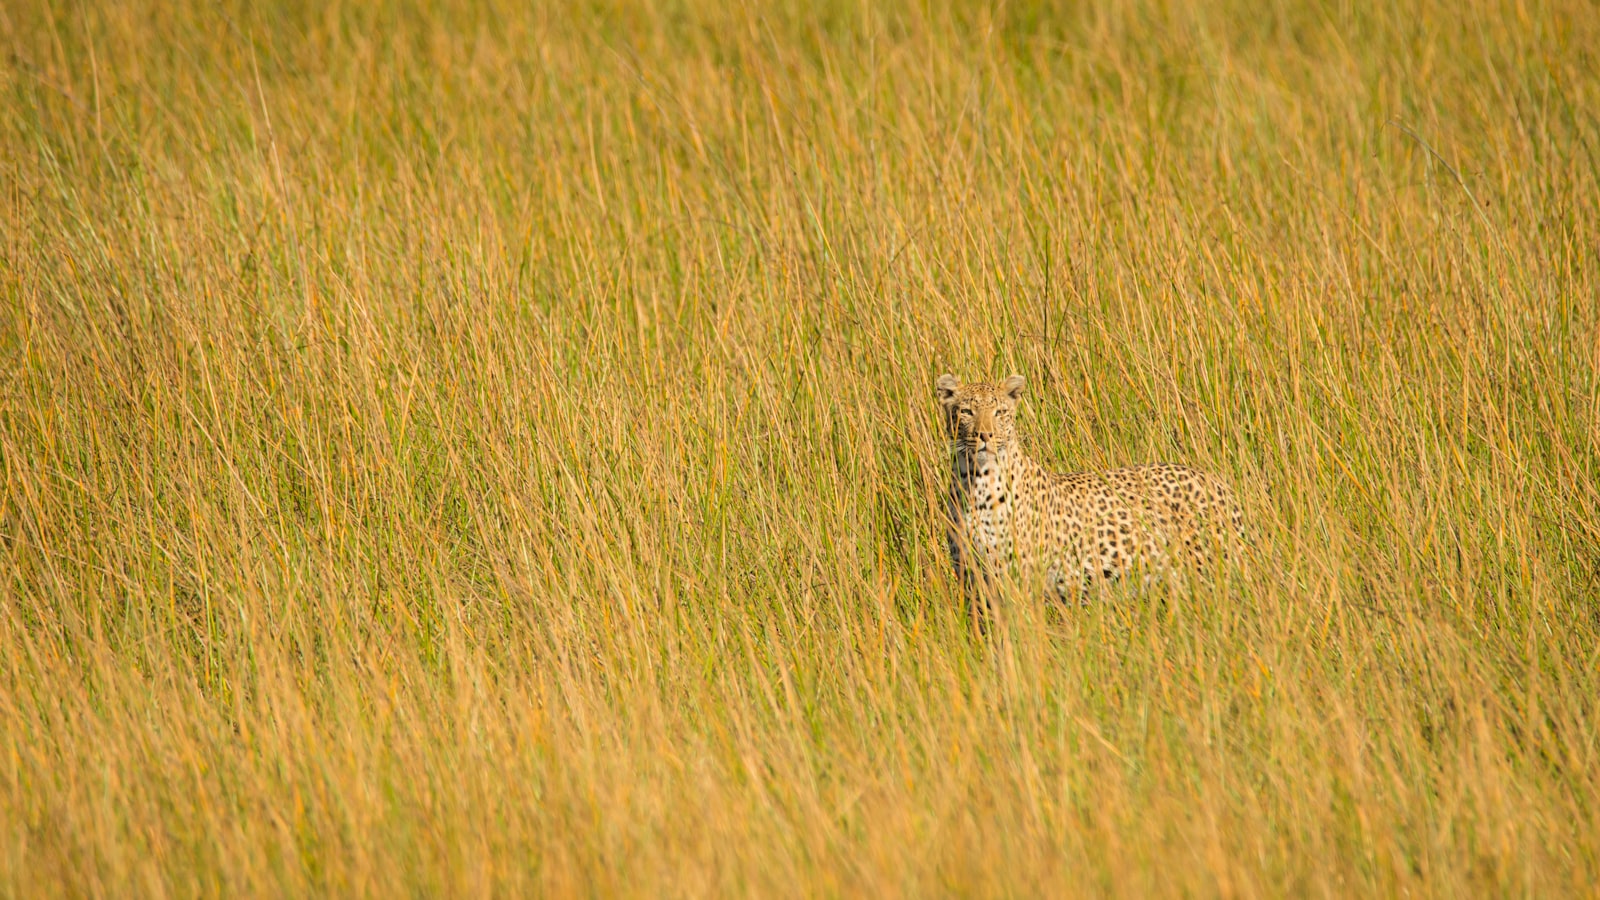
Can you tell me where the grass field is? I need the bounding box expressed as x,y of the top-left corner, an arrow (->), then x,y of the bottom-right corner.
3,0 -> 1599,894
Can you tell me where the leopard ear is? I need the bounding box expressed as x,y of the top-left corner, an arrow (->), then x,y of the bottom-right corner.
936,373 -> 960,407
1002,374 -> 1026,400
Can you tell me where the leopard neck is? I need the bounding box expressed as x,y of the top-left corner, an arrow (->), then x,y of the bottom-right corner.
952,440 -> 1036,498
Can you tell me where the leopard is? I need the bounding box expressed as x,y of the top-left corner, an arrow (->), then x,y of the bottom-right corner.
936,373 -> 1245,606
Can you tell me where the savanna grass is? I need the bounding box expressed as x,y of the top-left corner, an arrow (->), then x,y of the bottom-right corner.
2,0 -> 1598,894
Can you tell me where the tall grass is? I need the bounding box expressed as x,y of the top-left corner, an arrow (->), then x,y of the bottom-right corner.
2,0 -> 1598,894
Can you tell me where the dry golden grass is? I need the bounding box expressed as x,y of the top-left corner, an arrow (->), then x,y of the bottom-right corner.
2,0 -> 1598,894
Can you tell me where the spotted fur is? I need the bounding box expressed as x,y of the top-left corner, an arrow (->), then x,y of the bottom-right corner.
937,373 -> 1244,603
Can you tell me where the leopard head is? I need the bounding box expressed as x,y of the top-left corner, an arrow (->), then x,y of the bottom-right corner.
935,373 -> 1026,460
